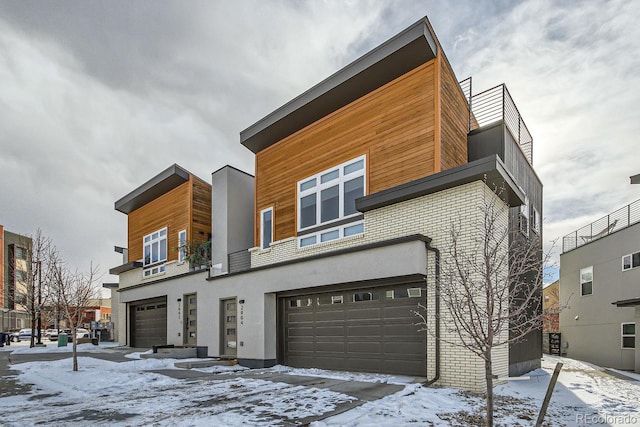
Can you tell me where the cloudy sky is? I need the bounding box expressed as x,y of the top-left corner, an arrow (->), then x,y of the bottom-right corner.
0,0 -> 638,285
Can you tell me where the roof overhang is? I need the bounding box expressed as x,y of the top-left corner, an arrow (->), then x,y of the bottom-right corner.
108,261 -> 143,275
115,164 -> 190,214
612,297 -> 640,307
356,155 -> 526,212
240,17 -> 437,154
102,282 -> 119,289
631,174 -> 640,184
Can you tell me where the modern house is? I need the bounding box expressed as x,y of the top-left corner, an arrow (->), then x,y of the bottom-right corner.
107,16 -> 542,392
560,196 -> 640,372
107,164 -> 217,348
0,225 -> 32,331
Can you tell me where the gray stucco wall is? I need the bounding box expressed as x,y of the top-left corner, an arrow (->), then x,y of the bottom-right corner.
211,166 -> 254,274
560,222 -> 640,370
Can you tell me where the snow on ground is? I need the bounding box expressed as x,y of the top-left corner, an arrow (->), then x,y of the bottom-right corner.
2,341 -> 640,427
314,356 -> 640,426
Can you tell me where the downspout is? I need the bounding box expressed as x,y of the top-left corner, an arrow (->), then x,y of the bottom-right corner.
423,241 -> 441,386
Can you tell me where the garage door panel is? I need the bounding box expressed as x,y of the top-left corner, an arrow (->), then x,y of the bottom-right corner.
347,307 -> 382,320
347,341 -> 381,353
287,326 -> 314,337
347,325 -> 382,337
282,282 -> 427,377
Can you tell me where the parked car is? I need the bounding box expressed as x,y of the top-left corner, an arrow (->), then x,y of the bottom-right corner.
10,328 -> 33,342
49,328 -> 90,342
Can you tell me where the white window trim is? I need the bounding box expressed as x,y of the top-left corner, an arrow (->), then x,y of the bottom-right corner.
260,207 -> 274,250
579,265 -> 593,297
519,197 -> 530,235
298,220 -> 364,249
142,264 -> 166,278
143,227 -> 168,267
297,155 -> 366,233
622,251 -> 640,271
622,322 -> 635,349
178,230 -> 187,264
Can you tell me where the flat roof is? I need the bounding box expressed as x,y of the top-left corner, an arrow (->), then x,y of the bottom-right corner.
356,155 -> 526,212
115,164 -> 191,214
240,17 -> 437,154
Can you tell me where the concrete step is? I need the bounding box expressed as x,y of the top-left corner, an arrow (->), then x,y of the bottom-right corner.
141,347 -> 197,359
174,359 -> 237,369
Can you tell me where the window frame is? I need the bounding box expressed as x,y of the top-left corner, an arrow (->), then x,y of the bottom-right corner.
622,322 -> 635,349
531,207 -> 541,234
260,207 -> 274,249
297,155 -> 366,234
519,197 -> 530,235
580,266 -> 593,296
143,227 -> 168,267
622,251 -> 640,271
178,230 -> 187,264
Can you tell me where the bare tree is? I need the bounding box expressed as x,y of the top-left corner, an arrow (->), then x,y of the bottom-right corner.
26,230 -> 56,347
51,259 -> 100,371
416,186 -> 552,427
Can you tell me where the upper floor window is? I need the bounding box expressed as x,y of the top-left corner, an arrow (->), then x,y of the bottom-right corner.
580,266 -> 593,296
519,197 -> 529,235
622,252 -> 640,271
531,207 -> 541,234
143,227 -> 167,266
178,230 -> 187,264
298,155 -> 365,232
260,207 -> 273,249
622,323 -> 635,349
14,246 -> 27,260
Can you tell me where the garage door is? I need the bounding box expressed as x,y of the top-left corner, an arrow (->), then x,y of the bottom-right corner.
130,297 -> 167,348
281,283 -> 427,376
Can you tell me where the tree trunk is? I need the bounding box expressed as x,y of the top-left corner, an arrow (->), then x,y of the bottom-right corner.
72,326 -> 78,372
485,357 -> 494,427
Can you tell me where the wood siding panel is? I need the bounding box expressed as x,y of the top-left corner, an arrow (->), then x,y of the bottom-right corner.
191,177 -> 212,243
438,55 -> 469,171
255,61 -> 438,244
127,183 -> 191,263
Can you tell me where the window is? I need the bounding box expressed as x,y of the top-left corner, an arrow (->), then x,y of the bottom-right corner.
622,252 -> 640,271
298,221 -> 364,248
297,155 -> 365,237
178,230 -> 187,263
519,197 -> 529,235
143,227 -> 167,266
622,323 -> 635,349
260,207 -> 273,249
353,292 -> 379,302
531,207 -> 541,234
580,266 -> 593,296
14,246 -> 26,260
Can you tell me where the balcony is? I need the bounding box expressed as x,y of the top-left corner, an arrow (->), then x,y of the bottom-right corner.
562,198 -> 640,253
460,78 -> 533,166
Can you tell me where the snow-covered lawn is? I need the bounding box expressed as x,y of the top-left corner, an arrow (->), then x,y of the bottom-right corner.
2,341 -> 639,426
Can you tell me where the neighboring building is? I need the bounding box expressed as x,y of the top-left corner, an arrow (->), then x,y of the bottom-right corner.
107,164 -> 253,349
0,225 -> 32,331
106,16 -> 542,392
560,197 -> 640,372
543,281 -> 560,333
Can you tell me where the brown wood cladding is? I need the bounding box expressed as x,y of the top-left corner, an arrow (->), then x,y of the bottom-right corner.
438,54 -> 469,171
255,61 -> 438,244
191,177 -> 212,242
127,177 -> 212,263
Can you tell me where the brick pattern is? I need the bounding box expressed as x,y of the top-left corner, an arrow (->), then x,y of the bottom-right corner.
251,180 -> 510,391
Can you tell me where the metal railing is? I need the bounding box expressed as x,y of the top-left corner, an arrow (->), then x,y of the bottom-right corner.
460,78 -> 533,165
228,249 -> 251,273
562,198 -> 640,252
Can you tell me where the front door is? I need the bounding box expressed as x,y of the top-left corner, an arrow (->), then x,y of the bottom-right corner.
184,293 -> 197,346
221,298 -> 237,357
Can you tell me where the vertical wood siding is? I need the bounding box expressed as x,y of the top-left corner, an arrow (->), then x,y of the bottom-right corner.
438,52 -> 469,171
255,61 -> 438,244
127,177 -> 212,263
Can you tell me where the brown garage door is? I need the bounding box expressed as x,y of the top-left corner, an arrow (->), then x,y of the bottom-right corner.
281,283 -> 427,376
130,297 -> 167,348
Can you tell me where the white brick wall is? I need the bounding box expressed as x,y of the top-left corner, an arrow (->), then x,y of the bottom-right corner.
251,180 -> 510,391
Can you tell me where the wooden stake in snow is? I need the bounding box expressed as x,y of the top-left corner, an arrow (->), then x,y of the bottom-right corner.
535,362 -> 563,427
